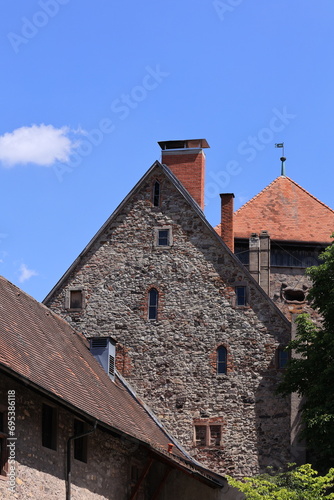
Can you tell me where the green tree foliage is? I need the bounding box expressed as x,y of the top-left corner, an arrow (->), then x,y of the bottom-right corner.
228,464 -> 334,500
278,238 -> 334,470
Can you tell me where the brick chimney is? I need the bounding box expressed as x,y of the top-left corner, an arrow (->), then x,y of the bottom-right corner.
220,193 -> 235,252
158,139 -> 209,210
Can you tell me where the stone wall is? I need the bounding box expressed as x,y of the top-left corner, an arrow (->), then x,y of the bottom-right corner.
0,374 -> 147,499
45,166 -> 292,477
0,374 -> 242,500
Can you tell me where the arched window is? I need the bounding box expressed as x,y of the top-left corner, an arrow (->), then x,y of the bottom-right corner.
217,346 -> 227,375
153,181 -> 160,207
148,288 -> 158,320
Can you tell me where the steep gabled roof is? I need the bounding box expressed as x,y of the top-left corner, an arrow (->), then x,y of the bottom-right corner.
43,161 -> 289,328
233,176 -> 334,243
0,275 -> 224,487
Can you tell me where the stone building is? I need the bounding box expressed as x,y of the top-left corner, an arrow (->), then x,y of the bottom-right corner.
0,276 -> 241,500
44,140 -> 293,478
217,173 -> 334,320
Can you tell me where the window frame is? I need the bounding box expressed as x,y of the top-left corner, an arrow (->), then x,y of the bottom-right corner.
42,403 -> 57,451
235,285 -> 247,306
148,288 -> 159,321
217,345 -> 227,375
154,226 -> 173,248
66,288 -> 84,310
73,419 -> 88,463
277,347 -> 289,370
194,422 -> 223,448
152,181 -> 161,207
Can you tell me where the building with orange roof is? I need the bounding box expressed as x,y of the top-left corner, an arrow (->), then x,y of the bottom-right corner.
217,172 -> 334,319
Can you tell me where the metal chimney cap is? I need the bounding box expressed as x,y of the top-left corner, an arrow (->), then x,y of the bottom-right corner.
158,139 -> 210,150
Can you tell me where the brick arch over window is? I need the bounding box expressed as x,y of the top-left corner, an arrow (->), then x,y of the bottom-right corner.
217,345 -> 227,375
209,344 -> 232,375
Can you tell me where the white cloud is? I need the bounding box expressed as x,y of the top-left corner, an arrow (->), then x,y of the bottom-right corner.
18,263 -> 38,283
0,124 -> 83,167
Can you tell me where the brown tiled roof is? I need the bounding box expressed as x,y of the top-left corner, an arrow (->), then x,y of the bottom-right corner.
0,275 -> 221,483
232,176 -> 334,243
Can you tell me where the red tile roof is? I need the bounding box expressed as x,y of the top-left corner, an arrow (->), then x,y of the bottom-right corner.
0,275 -> 218,480
232,176 -> 334,243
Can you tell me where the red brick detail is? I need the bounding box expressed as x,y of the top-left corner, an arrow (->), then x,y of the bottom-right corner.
209,344 -> 234,375
140,285 -> 165,321
116,343 -> 133,377
162,151 -> 205,210
220,194 -> 234,252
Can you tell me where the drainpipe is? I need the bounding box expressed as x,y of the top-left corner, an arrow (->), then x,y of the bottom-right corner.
66,420 -> 97,500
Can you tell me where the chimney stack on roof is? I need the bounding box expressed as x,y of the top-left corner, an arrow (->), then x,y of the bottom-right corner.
220,193 -> 235,252
158,139 -> 209,211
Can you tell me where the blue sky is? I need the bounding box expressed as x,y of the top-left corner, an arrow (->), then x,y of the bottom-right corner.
1,0 -> 334,302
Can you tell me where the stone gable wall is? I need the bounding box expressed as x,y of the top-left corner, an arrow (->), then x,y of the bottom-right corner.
46,167 -> 292,477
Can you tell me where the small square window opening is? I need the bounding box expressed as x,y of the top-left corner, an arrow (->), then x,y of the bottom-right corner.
70,290 -> 83,309
158,229 -> 169,246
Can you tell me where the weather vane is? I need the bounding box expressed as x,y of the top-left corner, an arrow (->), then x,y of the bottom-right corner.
275,143 -> 286,176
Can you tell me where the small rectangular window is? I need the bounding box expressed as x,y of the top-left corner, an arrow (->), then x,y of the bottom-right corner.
278,348 -> 289,369
158,229 -> 169,246
195,425 -> 206,446
74,419 -> 88,463
210,425 -> 221,446
42,404 -> 57,450
154,226 -> 172,248
148,288 -> 158,320
217,346 -> 227,375
70,290 -> 83,309
153,181 -> 161,207
235,286 -> 246,306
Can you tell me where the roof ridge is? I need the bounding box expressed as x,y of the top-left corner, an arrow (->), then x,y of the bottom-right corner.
234,176 -> 282,215
0,275 -> 89,346
285,176 -> 334,214
235,176 -> 334,216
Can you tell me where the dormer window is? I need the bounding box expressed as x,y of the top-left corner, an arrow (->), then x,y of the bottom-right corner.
89,337 -> 116,381
153,181 -> 161,207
